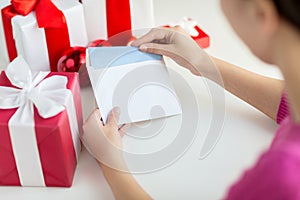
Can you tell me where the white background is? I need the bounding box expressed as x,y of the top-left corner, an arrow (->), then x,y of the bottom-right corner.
0,0 -> 282,199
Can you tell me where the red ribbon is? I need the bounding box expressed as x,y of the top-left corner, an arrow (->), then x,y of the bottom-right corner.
35,0 -> 66,29
106,0 -> 132,45
1,6 -> 18,61
2,0 -> 71,71
11,0 -> 38,16
11,0 -> 65,28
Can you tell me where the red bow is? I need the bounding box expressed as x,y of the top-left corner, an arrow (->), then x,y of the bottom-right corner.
10,0 -> 65,28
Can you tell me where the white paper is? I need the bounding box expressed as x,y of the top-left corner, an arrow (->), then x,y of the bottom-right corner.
87,47 -> 182,125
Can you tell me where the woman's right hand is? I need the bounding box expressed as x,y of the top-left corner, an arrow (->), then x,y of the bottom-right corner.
131,27 -> 213,77
82,108 -> 130,171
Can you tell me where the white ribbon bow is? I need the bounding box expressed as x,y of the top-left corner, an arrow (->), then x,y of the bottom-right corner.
169,17 -> 199,37
0,57 -> 79,186
0,57 -> 69,120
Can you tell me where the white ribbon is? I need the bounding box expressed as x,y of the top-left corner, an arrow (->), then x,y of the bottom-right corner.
0,56 -> 80,186
169,17 -> 199,37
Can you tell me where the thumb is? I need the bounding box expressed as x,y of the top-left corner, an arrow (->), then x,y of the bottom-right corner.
83,109 -> 104,133
107,107 -> 120,128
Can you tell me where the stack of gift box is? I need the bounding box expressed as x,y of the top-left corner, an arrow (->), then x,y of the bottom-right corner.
0,0 -> 210,187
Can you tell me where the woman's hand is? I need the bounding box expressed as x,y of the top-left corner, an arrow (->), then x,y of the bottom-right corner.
82,108 -> 130,171
132,27 -> 213,77
82,108 -> 152,200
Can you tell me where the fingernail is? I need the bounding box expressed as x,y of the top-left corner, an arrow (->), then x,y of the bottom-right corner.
127,40 -> 133,46
140,45 -> 147,51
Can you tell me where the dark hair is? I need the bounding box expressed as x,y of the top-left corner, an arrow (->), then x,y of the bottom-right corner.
273,0 -> 300,29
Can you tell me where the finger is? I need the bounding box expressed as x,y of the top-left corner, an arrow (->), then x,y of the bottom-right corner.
83,109 -> 104,130
131,28 -> 170,47
171,25 -> 189,35
139,43 -> 177,58
119,124 -> 132,137
107,107 -> 120,128
82,109 -> 104,144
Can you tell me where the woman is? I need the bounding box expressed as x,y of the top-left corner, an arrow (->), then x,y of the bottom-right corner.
82,0 -> 300,199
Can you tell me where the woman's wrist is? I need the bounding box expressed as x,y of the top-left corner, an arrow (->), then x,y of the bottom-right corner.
97,159 -> 130,187
193,54 -> 223,84
97,157 -> 128,174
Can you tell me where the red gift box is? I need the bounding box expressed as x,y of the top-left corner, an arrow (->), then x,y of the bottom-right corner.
166,17 -> 210,49
0,57 -> 82,187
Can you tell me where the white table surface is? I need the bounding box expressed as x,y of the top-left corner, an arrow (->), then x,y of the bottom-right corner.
0,0 -> 282,199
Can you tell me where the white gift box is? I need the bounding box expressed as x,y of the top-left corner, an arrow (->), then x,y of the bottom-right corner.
0,0 -> 88,71
81,0 -> 155,42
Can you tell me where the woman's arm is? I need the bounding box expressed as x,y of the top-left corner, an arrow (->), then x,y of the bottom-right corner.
211,57 -> 285,121
100,163 -> 152,200
132,27 -> 285,121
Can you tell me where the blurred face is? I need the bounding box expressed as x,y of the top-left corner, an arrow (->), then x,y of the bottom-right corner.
220,0 -> 278,64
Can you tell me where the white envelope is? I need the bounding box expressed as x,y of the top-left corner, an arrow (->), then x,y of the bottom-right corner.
86,47 -> 182,125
